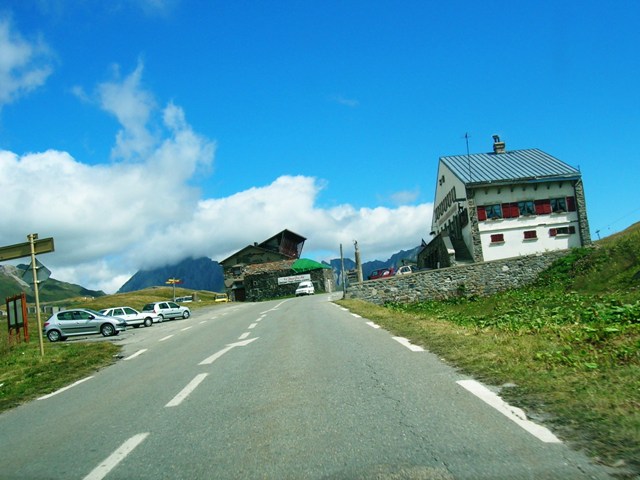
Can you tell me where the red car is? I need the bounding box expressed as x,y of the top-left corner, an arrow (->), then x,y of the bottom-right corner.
368,267 -> 395,280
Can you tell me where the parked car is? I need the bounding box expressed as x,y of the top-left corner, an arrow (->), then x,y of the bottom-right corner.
368,267 -> 395,280
99,306 -> 159,328
396,265 -> 417,275
175,296 -> 193,303
214,293 -> 229,303
295,280 -> 315,296
141,301 -> 190,321
43,309 -> 127,342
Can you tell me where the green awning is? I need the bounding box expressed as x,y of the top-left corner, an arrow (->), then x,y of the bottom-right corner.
291,258 -> 331,273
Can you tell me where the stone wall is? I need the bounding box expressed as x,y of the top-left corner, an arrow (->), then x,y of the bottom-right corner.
245,268 -> 334,302
345,250 -> 570,305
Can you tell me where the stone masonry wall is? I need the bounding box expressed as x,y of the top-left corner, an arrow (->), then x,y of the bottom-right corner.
345,250 -> 570,305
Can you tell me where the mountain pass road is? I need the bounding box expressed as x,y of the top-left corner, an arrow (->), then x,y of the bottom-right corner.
0,294 -> 614,479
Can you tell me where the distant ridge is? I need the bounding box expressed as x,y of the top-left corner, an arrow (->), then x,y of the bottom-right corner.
117,257 -> 225,293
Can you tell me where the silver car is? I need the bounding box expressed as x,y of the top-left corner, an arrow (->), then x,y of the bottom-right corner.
99,306 -> 159,328
43,309 -> 127,342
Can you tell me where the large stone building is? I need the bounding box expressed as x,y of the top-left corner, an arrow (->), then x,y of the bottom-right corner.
219,229 -> 334,301
419,136 -> 591,269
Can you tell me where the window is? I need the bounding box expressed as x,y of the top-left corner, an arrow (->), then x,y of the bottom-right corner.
550,197 -> 567,213
486,204 -> 503,219
518,201 -> 536,216
523,230 -> 537,240
550,226 -> 576,236
490,233 -> 505,243
477,206 -> 487,221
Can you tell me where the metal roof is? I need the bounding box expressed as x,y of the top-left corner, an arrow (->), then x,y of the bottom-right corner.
441,148 -> 581,185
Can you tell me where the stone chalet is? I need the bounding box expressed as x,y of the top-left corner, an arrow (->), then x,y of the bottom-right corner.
219,229 -> 334,301
418,136 -> 591,269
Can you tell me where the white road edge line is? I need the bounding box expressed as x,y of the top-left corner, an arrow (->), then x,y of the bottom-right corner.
392,337 -> 424,352
83,432 -> 149,480
124,349 -> 147,361
166,373 -> 208,407
351,313 -> 362,318
38,376 -> 94,400
457,379 -> 561,443
366,321 -> 381,329
159,335 -> 173,342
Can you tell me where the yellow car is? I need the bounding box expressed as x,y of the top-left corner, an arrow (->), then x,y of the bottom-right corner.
214,293 -> 229,303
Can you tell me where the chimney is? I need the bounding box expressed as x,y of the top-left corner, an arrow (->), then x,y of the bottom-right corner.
492,135 -> 506,154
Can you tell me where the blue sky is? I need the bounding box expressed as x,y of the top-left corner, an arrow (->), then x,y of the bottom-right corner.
0,0 -> 638,293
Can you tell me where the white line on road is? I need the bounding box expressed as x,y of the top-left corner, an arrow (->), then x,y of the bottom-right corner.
366,321 -> 381,329
124,349 -> 147,361
351,313 -> 362,318
83,432 -> 149,480
159,335 -> 174,342
238,332 -> 250,340
457,379 -> 561,443
199,321 -> 207,324
181,326 -> 192,331
166,373 -> 208,407
199,337 -> 259,365
248,323 -> 257,329
38,376 -> 94,400
392,337 -> 425,352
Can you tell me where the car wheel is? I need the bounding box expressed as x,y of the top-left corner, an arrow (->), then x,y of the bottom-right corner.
182,311 -> 190,319
101,324 -> 116,337
144,317 -> 153,327
158,315 -> 164,323
47,329 -> 62,342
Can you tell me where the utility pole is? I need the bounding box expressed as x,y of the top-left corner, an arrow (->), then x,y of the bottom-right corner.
340,244 -> 346,299
354,240 -> 363,283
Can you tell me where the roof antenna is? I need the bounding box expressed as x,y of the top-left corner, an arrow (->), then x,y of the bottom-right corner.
464,132 -> 472,182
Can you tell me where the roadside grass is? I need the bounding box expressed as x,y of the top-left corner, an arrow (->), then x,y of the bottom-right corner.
0,287 -> 224,413
0,340 -> 120,412
337,283 -> 640,474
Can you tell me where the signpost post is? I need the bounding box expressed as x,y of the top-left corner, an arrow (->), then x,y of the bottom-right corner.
0,234 -> 55,356
166,278 -> 182,301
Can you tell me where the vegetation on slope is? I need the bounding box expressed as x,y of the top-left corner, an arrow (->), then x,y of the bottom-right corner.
339,222 -> 640,477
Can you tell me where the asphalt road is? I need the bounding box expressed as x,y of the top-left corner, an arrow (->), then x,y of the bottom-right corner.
0,294 -> 614,479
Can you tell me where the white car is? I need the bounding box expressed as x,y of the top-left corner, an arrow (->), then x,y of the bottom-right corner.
99,306 -> 159,328
141,301 -> 191,321
295,281 -> 315,296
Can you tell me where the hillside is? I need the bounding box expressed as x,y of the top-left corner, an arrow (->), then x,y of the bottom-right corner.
0,265 -> 105,303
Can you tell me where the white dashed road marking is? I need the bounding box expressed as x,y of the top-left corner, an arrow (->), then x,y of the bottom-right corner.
166,373 -> 208,407
38,376 -> 94,400
124,349 -> 147,361
392,337 -> 425,352
83,433 -> 149,480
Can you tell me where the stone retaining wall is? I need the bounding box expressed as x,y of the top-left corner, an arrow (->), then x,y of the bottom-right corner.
345,250 -> 570,304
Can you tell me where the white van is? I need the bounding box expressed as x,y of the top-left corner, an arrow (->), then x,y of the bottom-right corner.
295,281 -> 315,296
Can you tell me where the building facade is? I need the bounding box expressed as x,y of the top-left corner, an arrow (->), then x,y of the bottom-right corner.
419,137 -> 591,269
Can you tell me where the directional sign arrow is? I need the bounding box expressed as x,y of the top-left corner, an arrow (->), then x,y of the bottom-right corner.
199,337 -> 258,365
0,237 -> 55,262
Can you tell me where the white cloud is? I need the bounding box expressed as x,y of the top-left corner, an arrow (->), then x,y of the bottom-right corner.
0,17 -> 54,107
0,61 -> 431,294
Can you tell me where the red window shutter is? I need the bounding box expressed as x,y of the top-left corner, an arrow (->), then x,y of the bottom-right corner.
549,228 -> 557,237
477,206 -> 487,221
501,203 -> 518,219
491,234 -> 504,243
535,200 -> 551,214
567,196 -> 576,212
